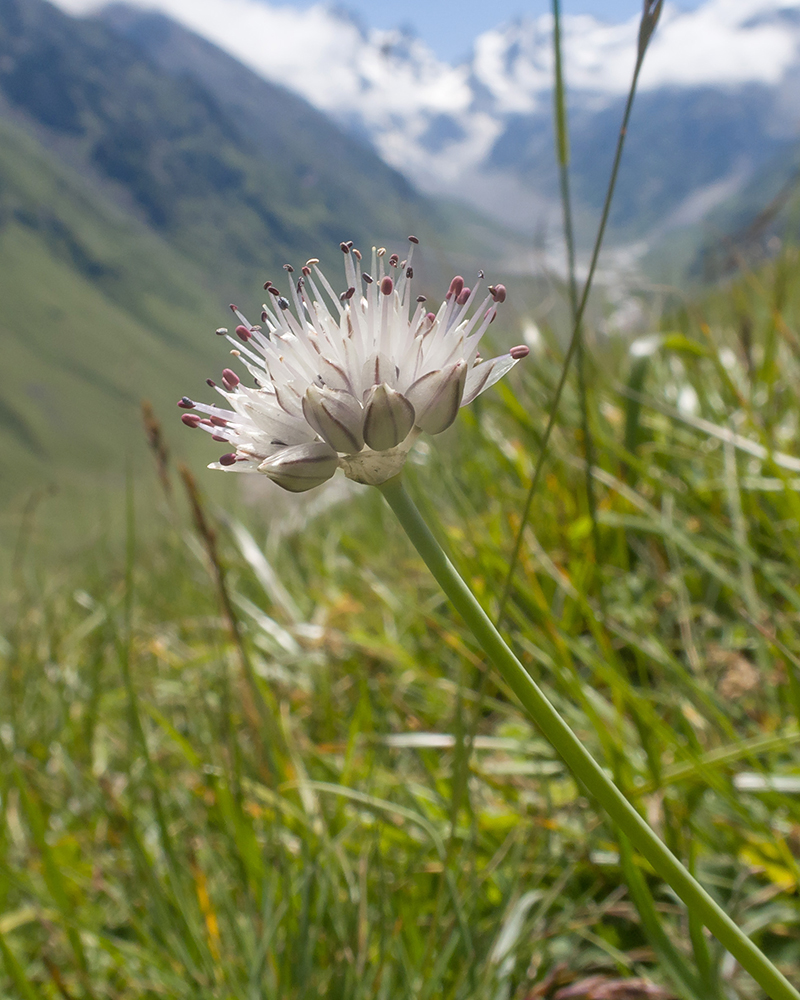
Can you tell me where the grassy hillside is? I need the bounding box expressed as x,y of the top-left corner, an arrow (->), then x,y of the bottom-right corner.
0,114 -> 244,547
0,0 -> 533,557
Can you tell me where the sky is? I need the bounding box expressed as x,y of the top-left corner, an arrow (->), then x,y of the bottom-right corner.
56,0 -> 708,62
261,0 -> 706,61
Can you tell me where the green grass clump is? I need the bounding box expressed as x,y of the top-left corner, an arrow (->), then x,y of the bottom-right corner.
2,247 -> 800,998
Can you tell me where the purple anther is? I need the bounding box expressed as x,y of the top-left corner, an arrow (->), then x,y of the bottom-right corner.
408,235 -> 419,244
207,379 -> 217,388
178,396 -> 195,409
489,284 -> 507,303
219,453 -> 237,466
264,280 -> 272,290
510,345 -> 530,360
362,273 -> 373,284
389,254 -> 399,267
229,303 -> 238,312
261,311 -> 268,322
340,242 -> 350,253
381,276 -> 394,296
426,312 -> 436,323
210,415 -> 228,426
222,368 -> 240,388
457,287 -> 470,306
283,263 -> 294,272
343,286 -> 356,300
268,286 -> 280,296
200,419 -> 213,426
212,434 -> 227,442
235,325 -> 252,341
416,295 -> 426,303
406,266 -> 414,279
215,327 -> 228,336
181,413 -> 201,427
447,276 -> 464,300
352,248 -> 362,260
302,266 -> 311,276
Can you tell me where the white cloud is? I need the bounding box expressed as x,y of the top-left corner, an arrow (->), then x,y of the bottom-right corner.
49,0 -> 800,192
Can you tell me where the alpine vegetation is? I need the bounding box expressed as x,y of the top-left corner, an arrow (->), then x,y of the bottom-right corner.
179,238 -> 529,491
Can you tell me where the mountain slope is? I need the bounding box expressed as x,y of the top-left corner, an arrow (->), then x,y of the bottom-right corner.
0,114 -> 236,515
0,0 -> 533,552
68,0 -> 800,249
0,0 -> 481,293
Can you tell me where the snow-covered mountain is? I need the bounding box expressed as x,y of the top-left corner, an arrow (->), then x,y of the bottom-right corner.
56,0 -> 800,242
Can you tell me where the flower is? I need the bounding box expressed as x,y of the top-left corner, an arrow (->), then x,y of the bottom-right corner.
179,238 -> 529,491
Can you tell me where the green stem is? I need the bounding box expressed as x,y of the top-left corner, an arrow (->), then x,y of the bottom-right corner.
379,475 -> 800,1000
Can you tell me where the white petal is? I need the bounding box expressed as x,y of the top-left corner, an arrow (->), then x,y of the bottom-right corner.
258,442 -> 339,493
302,385 -> 364,454
462,354 -> 518,406
362,383 -> 415,451
405,361 -> 467,435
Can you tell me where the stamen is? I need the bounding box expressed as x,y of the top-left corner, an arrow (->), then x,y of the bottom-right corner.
447,276 -> 464,300
222,368 -> 240,390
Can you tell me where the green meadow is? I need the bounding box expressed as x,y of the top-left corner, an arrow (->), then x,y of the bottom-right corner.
3,0 -> 800,996
3,240 -> 800,997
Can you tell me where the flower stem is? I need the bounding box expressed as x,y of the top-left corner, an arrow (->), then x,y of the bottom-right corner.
379,474 -> 799,1000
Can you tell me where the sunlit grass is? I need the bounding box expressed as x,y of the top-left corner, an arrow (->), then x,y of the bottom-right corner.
2,244 -> 800,997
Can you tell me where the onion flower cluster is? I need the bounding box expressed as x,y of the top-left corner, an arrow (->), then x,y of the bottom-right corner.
179,238 -> 528,491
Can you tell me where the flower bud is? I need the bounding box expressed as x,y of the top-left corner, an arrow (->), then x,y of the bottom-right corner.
362,383 -> 415,451
258,442 -> 339,492
405,361 -> 467,435
302,385 -> 364,454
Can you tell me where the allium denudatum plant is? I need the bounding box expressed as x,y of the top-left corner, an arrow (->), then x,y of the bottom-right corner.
178,239 -> 528,489
181,242 -> 799,1000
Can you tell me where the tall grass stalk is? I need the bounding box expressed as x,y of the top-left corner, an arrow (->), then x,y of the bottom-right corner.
500,0 -> 664,621
551,0 -> 601,569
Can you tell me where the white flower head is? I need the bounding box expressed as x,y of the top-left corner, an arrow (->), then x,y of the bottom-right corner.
180,238 -> 529,491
